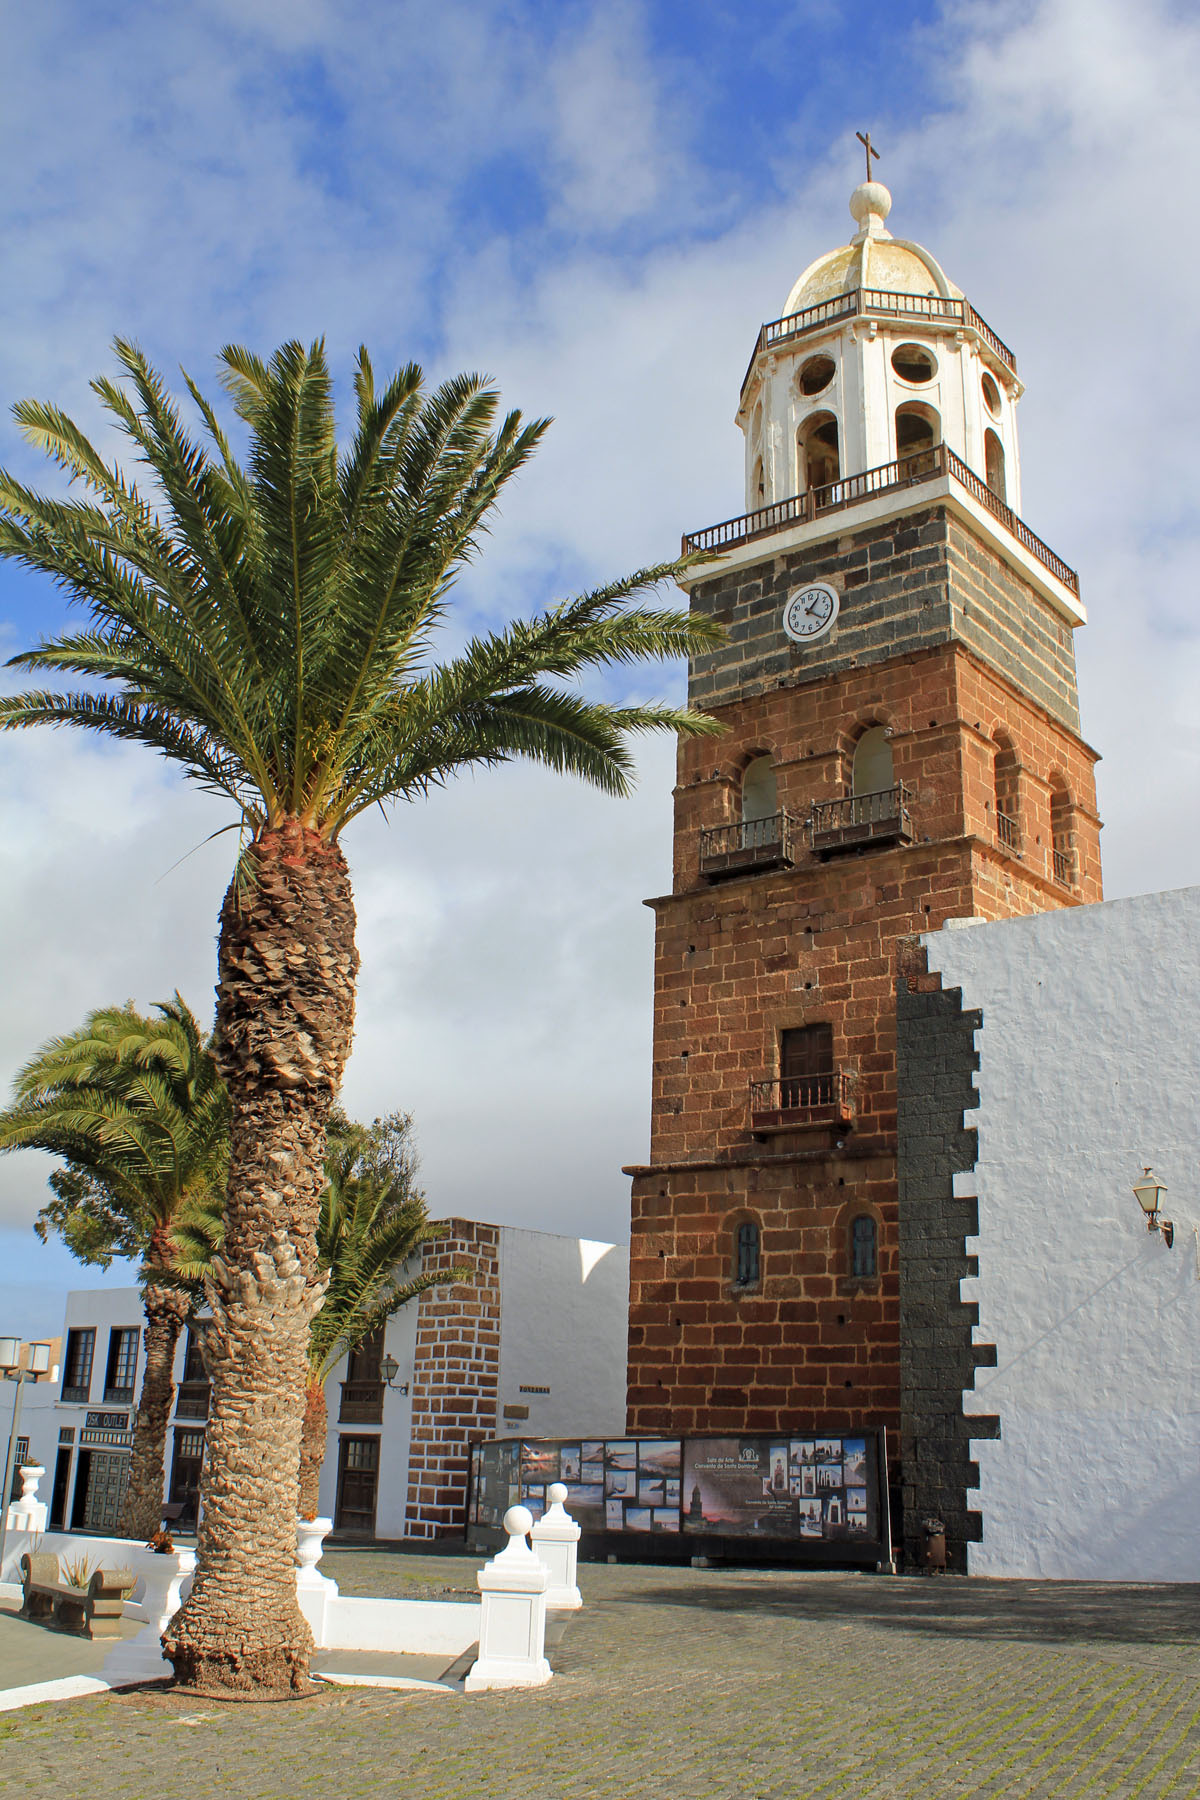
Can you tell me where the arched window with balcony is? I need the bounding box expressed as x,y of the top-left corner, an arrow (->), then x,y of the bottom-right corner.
741,754 -> 778,824
798,411 -> 840,492
852,726 -> 894,798
993,731 -> 1021,854
1050,777 -> 1076,888
895,402 -> 940,475
984,429 -> 1006,501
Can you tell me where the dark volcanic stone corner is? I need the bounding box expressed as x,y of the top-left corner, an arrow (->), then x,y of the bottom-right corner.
895,943 -> 996,1572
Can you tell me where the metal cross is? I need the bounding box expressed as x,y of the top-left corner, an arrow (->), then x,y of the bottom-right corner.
856,130 -> 881,182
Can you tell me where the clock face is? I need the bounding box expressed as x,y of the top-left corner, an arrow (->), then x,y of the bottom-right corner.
783,582 -> 839,644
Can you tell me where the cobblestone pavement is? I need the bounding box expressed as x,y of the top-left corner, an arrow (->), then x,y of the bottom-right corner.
2,1554 -> 1198,1800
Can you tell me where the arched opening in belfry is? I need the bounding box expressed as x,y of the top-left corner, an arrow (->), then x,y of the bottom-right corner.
798,412 -> 840,493
895,402 -> 940,474
752,455 -> 765,508
741,755 -> 778,823
993,731 -> 1021,852
852,726 -> 893,797
1049,777 -> 1076,887
984,428 -> 1006,502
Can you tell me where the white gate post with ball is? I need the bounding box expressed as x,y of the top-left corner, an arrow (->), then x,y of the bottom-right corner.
464,1505 -> 552,1693
530,1482 -> 582,1611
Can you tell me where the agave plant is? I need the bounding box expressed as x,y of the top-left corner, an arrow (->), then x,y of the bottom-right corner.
0,337 -> 722,1695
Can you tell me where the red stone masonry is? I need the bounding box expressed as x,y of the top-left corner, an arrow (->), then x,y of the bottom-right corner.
627,506 -> 1103,1446
404,1220 -> 501,1539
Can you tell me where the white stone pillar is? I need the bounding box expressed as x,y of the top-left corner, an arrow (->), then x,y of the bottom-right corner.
295,1514 -> 338,1648
5,1465 -> 47,1535
101,1547 -> 196,1686
464,1505 -> 552,1693
531,1482 -> 582,1612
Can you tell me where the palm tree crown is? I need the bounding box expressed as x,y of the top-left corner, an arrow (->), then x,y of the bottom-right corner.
0,338 -> 721,835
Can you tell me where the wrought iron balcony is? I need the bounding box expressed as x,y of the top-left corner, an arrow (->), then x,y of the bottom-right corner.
699,810 -> 800,879
749,1070 -> 855,1134
741,285 -> 1017,399
174,1381 -> 211,1421
681,444 -> 1079,598
103,1385 -> 135,1406
339,1380 -> 384,1424
1052,848 -> 1075,888
995,809 -> 1021,854
810,784 -> 913,855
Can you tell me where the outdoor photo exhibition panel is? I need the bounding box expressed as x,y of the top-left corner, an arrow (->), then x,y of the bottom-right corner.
468,1429 -> 891,1566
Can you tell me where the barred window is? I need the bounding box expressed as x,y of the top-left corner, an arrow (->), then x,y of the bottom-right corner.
734,1220 -> 761,1288
851,1215 -> 878,1280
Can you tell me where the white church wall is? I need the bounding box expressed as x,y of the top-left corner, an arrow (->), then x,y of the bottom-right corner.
495,1228 -> 628,1441
925,888 -> 1200,1581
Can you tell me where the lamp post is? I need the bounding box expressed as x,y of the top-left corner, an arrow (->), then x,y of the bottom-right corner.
380,1352 -> 408,1396
1132,1168 -> 1174,1249
0,1338 -> 52,1572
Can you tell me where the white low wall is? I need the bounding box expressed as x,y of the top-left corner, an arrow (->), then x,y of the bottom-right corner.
926,889 -> 1200,1582
305,1593 -> 480,1656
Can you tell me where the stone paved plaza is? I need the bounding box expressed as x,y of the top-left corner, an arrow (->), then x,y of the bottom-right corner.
2,1551 -> 1198,1799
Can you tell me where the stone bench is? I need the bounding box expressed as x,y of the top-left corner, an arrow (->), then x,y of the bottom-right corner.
20,1552 -> 133,1639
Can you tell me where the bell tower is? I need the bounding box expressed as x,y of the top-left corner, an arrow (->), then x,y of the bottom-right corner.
625,176 -> 1102,1448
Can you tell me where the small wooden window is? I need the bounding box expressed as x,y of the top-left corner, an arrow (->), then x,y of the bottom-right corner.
104,1326 -> 139,1402
851,1215 -> 878,1280
61,1327 -> 95,1403
734,1220 -> 760,1288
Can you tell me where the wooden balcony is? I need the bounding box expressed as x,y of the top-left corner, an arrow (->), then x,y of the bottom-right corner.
174,1381 -> 211,1421
681,444 -> 1079,599
749,1071 -> 855,1134
810,784 -> 913,856
699,810 -> 800,880
339,1380 -> 384,1424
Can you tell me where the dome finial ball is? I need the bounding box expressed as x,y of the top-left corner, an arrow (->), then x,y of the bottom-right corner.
850,181 -> 893,228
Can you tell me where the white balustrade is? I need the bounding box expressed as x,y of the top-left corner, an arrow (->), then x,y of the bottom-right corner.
531,1482 -> 582,1612
464,1505 -> 552,1693
101,1546 -> 197,1687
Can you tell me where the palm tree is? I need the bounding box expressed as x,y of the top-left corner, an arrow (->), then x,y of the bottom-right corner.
173,1109 -> 466,1516
0,337 -> 722,1696
0,998 -> 229,1538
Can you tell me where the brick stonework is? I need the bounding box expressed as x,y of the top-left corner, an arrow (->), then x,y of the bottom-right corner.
627,501 -> 1101,1464
895,943 -> 995,1573
404,1220 -> 501,1539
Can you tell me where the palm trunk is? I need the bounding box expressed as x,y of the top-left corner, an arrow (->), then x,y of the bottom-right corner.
297,1379 -> 328,1519
163,822 -> 358,1698
116,1233 -> 190,1541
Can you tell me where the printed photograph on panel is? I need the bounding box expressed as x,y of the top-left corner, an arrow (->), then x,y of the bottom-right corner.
636,1440 -> 682,1476
843,1438 -> 868,1485
605,1466 -> 635,1499
560,1446 -> 581,1482
520,1443 -> 559,1483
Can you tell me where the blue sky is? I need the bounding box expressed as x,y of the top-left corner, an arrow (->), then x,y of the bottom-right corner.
1,0 -> 1199,1338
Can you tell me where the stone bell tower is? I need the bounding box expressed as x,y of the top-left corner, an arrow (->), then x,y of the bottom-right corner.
624,174 -> 1102,1449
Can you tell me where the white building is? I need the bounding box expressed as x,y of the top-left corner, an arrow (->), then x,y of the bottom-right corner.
897,887 -> 1200,1580
13,1220 -> 628,1541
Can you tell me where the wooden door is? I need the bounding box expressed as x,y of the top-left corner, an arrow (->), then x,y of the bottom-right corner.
335,1434 -> 380,1535
780,1024 -> 833,1108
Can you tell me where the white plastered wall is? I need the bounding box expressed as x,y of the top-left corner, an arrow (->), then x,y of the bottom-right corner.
925,890 -> 1200,1581
496,1228 -> 628,1440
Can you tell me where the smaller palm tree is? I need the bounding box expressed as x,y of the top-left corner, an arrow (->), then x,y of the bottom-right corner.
172,1110 -> 465,1515
0,999 -> 229,1538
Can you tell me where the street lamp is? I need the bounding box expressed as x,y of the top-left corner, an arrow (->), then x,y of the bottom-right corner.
1132,1168 -> 1174,1249
0,1339 -> 52,1572
380,1353 -> 408,1396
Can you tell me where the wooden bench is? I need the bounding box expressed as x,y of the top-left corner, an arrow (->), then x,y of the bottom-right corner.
19,1552 -> 133,1639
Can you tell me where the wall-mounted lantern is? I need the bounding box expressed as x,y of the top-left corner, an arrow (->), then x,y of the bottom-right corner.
380,1352 -> 408,1396
1132,1168 -> 1174,1249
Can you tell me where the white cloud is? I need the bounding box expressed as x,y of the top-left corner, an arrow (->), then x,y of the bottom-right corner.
2,0 -> 1199,1337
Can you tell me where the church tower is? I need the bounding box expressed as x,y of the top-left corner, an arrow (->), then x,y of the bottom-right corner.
625,173 -> 1102,1448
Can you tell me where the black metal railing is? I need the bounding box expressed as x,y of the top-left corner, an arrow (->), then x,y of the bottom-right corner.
810,783 -> 912,852
339,1380 -> 385,1424
1052,848 -> 1074,887
742,285 -> 1017,396
61,1385 -> 89,1405
699,810 -> 799,875
682,444 -> 1079,598
174,1381 -> 211,1421
103,1385 -> 135,1406
996,810 -> 1021,853
749,1069 -> 854,1130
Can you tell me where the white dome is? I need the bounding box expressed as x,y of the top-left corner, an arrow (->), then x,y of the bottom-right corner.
782,183 -> 962,319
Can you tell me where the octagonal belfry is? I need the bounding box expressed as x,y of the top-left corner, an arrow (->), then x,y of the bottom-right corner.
624,178 -> 1102,1457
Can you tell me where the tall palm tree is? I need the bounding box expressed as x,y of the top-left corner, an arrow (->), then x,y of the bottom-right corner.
0,337 -> 721,1696
173,1109 -> 467,1516
0,998 -> 229,1538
